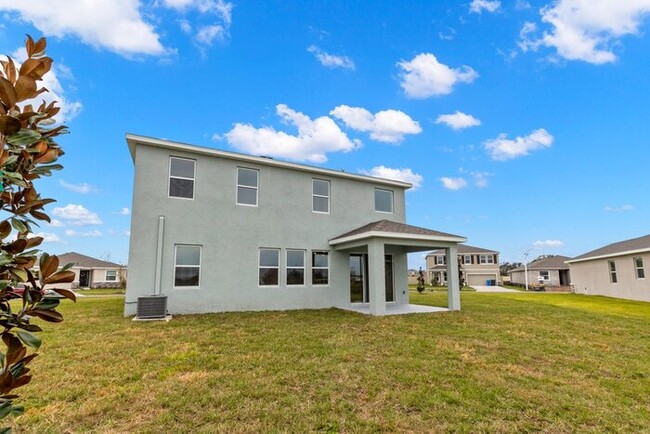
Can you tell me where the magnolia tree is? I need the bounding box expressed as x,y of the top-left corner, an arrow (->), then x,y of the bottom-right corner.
0,36 -> 75,424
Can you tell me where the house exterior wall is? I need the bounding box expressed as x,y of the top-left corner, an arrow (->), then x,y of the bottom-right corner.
510,269 -> 563,287
125,143 -> 408,315
425,253 -> 500,286
569,252 -> 650,302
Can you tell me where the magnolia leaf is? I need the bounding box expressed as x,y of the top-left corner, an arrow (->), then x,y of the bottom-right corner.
25,35 -> 35,57
44,270 -> 75,285
16,323 -> 42,333
36,298 -> 59,310
9,268 -> 28,282
50,287 -> 76,302
0,221 -> 11,239
30,309 -> 63,323
0,77 -> 16,109
16,330 -> 41,350
33,37 -> 46,57
14,75 -> 36,102
0,115 -> 20,135
10,218 -> 27,234
4,57 -> 17,83
7,128 -> 42,146
40,254 -> 58,280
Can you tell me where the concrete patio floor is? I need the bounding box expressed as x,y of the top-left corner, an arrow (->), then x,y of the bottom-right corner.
340,303 -> 449,316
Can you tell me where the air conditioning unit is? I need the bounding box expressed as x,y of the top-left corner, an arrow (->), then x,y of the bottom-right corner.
136,295 -> 168,319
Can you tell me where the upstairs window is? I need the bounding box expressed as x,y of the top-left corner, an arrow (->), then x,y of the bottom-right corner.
259,248 -> 279,286
634,257 -> 645,279
237,167 -> 259,206
608,260 -> 617,283
463,255 -> 472,264
374,188 -> 393,213
479,254 -> 495,264
174,245 -> 202,287
286,250 -> 305,286
105,270 -> 117,281
435,255 -> 446,265
312,251 -> 329,285
312,179 -> 330,213
169,157 -> 195,199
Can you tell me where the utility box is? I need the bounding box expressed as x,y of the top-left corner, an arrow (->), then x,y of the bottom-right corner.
136,295 -> 168,319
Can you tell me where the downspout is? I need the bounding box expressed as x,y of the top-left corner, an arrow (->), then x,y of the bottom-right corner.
154,215 -> 165,295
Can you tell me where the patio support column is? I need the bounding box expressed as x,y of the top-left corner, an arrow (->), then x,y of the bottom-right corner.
368,239 -> 386,316
446,244 -> 461,311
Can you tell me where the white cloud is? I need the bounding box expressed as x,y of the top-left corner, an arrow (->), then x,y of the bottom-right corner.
440,177 -> 468,190
471,172 -> 491,188
469,0 -> 501,14
33,232 -> 61,243
123,230 -> 131,237
520,0 -> 650,64
604,205 -> 635,212
330,105 -> 421,143
533,240 -> 564,248
46,219 -> 65,228
0,0 -> 167,57
162,0 -> 233,47
397,53 -> 478,98
52,204 -> 102,226
360,166 -> 423,189
484,128 -> 553,161
119,207 -> 131,215
516,0 -> 531,9
225,104 -> 361,163
307,46 -> 355,70
65,229 -> 102,238
435,111 -> 481,130
59,180 -> 97,194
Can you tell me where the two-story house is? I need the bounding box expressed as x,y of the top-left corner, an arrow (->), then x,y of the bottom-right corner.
124,134 -> 466,316
425,244 -> 500,287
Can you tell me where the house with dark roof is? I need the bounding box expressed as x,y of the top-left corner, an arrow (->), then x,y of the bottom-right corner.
125,134 -> 466,316
509,255 -> 571,289
54,252 -> 126,289
425,244 -> 500,287
566,234 -> 650,302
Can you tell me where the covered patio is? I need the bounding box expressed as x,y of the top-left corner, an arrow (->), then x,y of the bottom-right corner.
329,220 -> 466,316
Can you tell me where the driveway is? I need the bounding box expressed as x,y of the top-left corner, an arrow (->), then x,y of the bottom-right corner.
471,285 -> 519,293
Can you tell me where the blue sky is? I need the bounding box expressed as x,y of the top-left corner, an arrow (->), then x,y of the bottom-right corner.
1,0 -> 649,267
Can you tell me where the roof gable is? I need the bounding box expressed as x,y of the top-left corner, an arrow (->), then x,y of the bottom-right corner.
330,220 -> 464,242
426,244 -> 498,257
56,252 -> 124,269
512,255 -> 572,271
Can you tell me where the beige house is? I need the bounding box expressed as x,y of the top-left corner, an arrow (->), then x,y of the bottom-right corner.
426,244 -> 500,287
53,252 -> 126,289
566,234 -> 650,302
509,255 -> 571,289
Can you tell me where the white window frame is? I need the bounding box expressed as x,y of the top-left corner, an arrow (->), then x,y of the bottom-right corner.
463,255 -> 472,264
173,244 -> 202,288
435,255 -> 445,265
374,188 -> 394,214
168,157 -> 196,200
634,257 -> 645,279
538,270 -> 550,281
311,251 -> 329,286
286,249 -> 306,286
479,254 -> 495,264
259,248 -> 280,287
312,179 -> 330,214
608,260 -> 617,284
105,270 -> 117,282
236,167 -> 259,207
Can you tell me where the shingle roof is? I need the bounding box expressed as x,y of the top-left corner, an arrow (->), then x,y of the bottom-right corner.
426,244 -> 498,257
567,234 -> 650,263
330,220 -> 464,242
56,252 -> 124,269
511,255 -> 572,272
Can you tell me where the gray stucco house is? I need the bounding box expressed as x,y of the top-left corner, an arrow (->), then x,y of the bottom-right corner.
566,234 -> 649,302
425,244 -> 500,287
124,134 -> 466,316
509,255 -> 571,289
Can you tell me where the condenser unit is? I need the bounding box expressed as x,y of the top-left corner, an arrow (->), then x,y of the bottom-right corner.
136,295 -> 168,319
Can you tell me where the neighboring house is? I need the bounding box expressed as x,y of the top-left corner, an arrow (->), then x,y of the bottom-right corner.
124,134 -> 467,316
566,234 -> 650,302
53,252 -> 126,289
426,244 -> 500,287
509,255 -> 571,289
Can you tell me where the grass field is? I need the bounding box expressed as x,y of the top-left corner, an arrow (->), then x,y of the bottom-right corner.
10,292 -> 650,432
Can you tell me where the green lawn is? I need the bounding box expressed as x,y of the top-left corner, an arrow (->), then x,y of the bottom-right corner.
10,292 -> 650,432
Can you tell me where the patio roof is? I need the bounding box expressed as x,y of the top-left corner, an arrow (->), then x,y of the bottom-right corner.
329,220 -> 466,249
